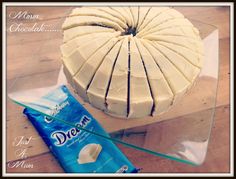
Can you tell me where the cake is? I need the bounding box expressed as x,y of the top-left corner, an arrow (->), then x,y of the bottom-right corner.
61,7 -> 203,119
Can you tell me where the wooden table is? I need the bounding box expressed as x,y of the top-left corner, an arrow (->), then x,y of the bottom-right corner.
6,6 -> 230,173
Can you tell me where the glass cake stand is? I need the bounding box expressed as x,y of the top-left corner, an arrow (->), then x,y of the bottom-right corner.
7,15 -> 219,166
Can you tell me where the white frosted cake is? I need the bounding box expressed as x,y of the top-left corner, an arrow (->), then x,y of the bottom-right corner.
61,7 -> 203,119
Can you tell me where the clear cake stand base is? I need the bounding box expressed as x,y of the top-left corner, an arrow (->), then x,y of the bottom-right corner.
7,19 -> 219,166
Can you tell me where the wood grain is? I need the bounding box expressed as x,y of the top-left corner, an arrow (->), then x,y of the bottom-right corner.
6,6 -> 230,173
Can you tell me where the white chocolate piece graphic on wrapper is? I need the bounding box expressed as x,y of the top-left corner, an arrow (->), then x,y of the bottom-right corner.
77,144 -> 102,164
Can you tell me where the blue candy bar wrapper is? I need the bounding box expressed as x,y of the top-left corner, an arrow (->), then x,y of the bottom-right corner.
23,85 -> 138,173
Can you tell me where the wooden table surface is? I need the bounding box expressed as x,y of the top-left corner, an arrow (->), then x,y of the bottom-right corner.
6,6 -> 230,173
